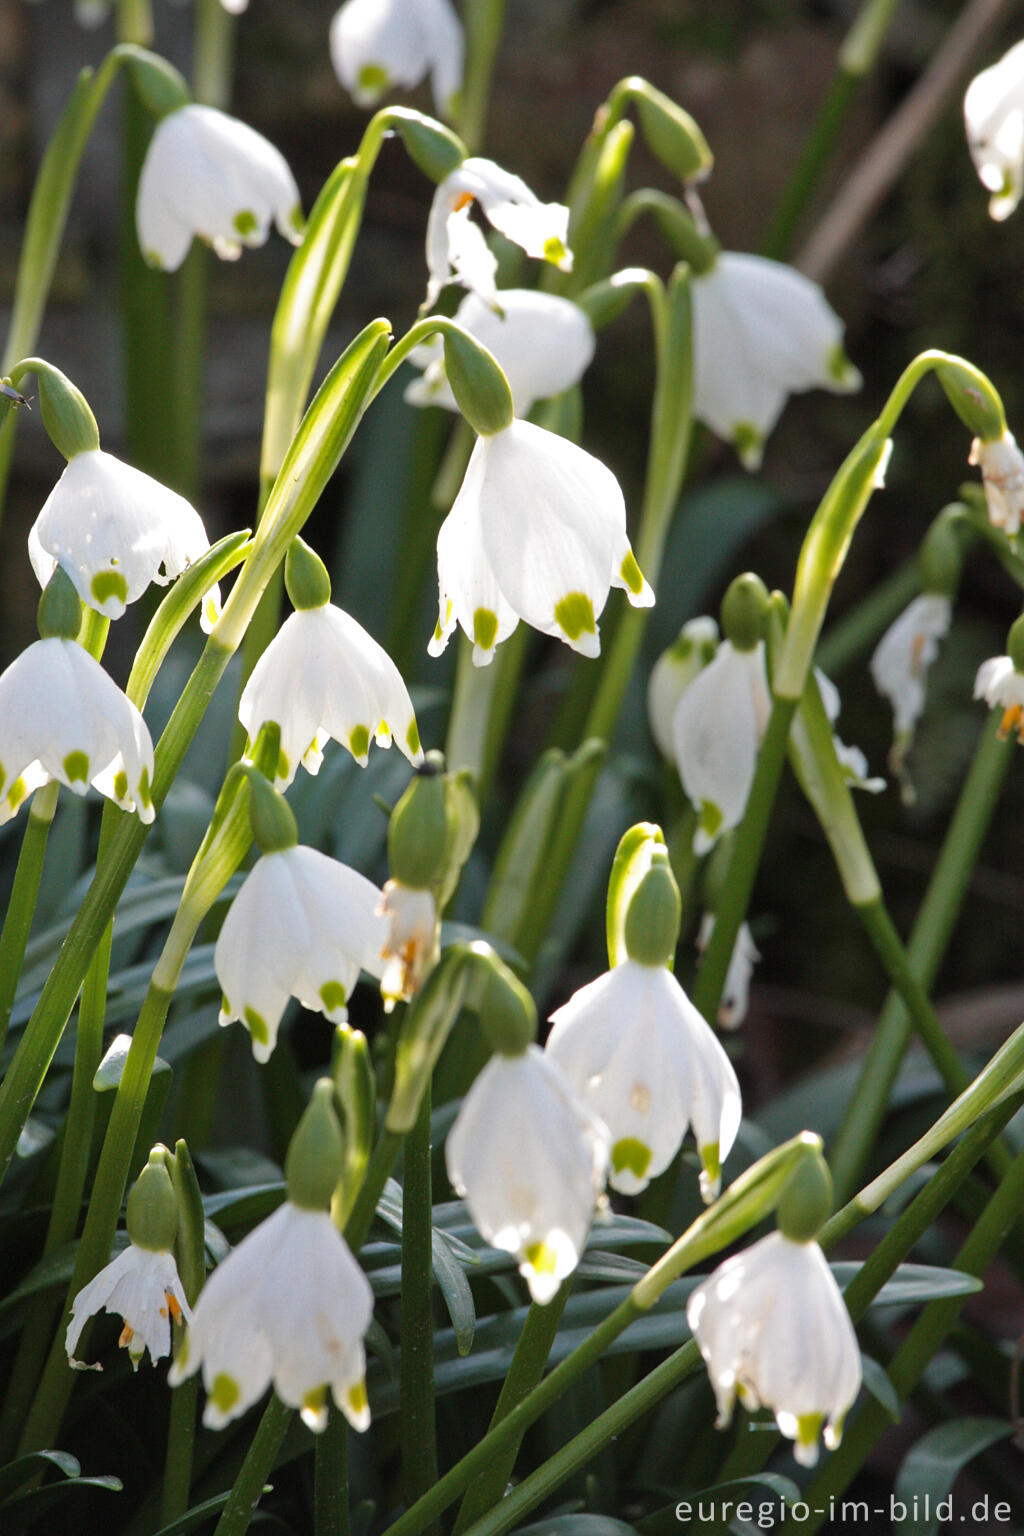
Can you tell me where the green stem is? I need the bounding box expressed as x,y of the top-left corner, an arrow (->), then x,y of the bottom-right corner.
453,1284 -> 572,1533
400,1087 -> 438,1527
830,712 -> 1013,1200
314,1406 -> 350,1536
161,1377 -> 199,1529
0,783 -> 58,1056
457,0 -> 508,152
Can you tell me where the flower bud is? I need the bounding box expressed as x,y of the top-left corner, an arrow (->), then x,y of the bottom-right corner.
935,359 -> 1006,443
777,1148 -> 833,1243
720,572 -> 769,652
37,566 -> 84,641
622,858 -> 681,968
28,360 -> 100,460
126,1148 -> 179,1253
388,107 -> 466,183
918,509 -> 964,599
122,45 -> 191,121
442,325 -> 515,436
1008,613 -> 1024,673
476,958 -> 537,1057
245,769 -> 298,853
387,752 -> 449,889
623,77 -> 713,185
331,1026 -> 375,1227
284,536 -> 332,611
285,1080 -> 345,1211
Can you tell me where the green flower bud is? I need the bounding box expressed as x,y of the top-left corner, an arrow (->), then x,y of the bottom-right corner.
285,1080 -> 345,1211
576,270 -> 650,329
387,107 -> 466,182
121,45 -> 191,121
246,769 -> 298,853
284,536 -> 332,611
918,509 -> 964,600
476,959 -> 537,1057
126,1147 -> 178,1252
622,857 -> 681,968
624,77 -> 713,185
1008,613 -> 1024,674
23,360 -> 100,460
37,566 -> 83,641
721,573 -> 770,651
777,1149 -> 833,1243
388,752 -> 449,889
442,324 -> 515,436
935,360 -> 1006,443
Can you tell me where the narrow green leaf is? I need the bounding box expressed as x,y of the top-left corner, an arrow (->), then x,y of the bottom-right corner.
861,1354 -> 901,1421
893,1418 -> 1013,1536
0,1450 -> 80,1502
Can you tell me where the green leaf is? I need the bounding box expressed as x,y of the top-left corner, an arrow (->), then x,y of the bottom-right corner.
0,1450 -> 80,1502
893,1418 -> 1013,1536
861,1354 -> 900,1421
149,1488 -> 273,1536
832,1263 -> 983,1307
1,1472 -> 122,1520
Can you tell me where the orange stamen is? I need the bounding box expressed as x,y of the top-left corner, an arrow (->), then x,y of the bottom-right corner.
998,704 -> 1024,740
453,191 -> 475,213
166,1291 -> 184,1324
118,1322 -> 135,1349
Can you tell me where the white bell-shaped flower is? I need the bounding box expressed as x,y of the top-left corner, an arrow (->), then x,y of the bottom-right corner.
330,0 -> 463,117
646,617 -> 720,761
377,880 -> 437,1013
696,914 -> 760,1031
430,418 -> 653,666
969,431 -> 1024,536
28,448 -> 220,628
238,603 -> 423,789
964,40 -> 1024,221
406,289 -> 595,417
691,253 -> 860,470
0,638 -> 154,824
445,1045 -> 609,1303
870,593 -> 952,739
169,1201 -> 374,1432
547,961 -> 741,1200
671,639 -> 771,854
137,104 -> 302,273
814,669 -> 885,794
425,156 -> 571,308
974,653 -> 1024,741
66,1244 -> 191,1371
687,1230 -> 862,1467
215,847 -> 388,1062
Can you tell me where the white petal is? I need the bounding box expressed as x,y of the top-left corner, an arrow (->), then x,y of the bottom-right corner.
672,641 -> 766,853
67,1245 -> 190,1369
425,157 -> 571,305
431,466 -> 520,665
965,42 -> 1024,219
330,0 -> 463,116
870,594 -> 952,734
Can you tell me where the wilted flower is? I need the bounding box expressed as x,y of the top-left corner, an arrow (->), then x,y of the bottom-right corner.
646,616 -> 720,760
814,670 -> 885,795
671,639 -> 772,854
547,960 -> 741,1200
696,914 -> 761,1030
870,594 -> 952,741
964,40 -> 1024,221
691,253 -> 860,470
66,1244 -> 190,1371
430,418 -> 652,666
216,847 -> 388,1061
28,447 -> 219,628
974,653 -> 1024,742
330,0 -> 463,118
445,1045 -> 609,1303
238,603 -> 423,789
425,157 -> 571,308
687,1231 -> 862,1466
0,638 -> 154,823
969,431 -> 1024,535
169,1201 -> 374,1432
407,288 -> 594,417
137,104 -> 302,273
377,880 -> 437,1012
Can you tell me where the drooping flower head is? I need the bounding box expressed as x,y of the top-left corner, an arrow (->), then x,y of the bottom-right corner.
969,431 -> 1024,536
137,104 -> 302,273
430,418 -> 653,666
29,448 -> 220,628
870,592 -> 952,796
406,289 -> 595,418
691,252 -> 860,470
446,1046 -> 609,1303
425,157 -> 571,308
330,0 -> 463,118
964,40 -> 1024,221
974,652 -> 1024,743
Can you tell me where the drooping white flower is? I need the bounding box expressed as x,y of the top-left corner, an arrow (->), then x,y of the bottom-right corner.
964,41 -> 1024,221
28,448 -> 219,628
687,1230 -> 862,1466
646,616 -> 720,761
870,593 -> 952,741
330,0 -> 463,118
547,961 -> 741,1200
969,431 -> 1024,535
691,253 -> 861,470
377,880 -> 437,1012
215,847 -> 388,1062
137,104 -> 302,273
814,669 -> 885,794
66,1244 -> 191,1371
406,289 -> 595,417
169,1201 -> 374,1432
0,638 -> 154,824
696,914 -> 760,1031
238,604 -> 423,789
446,1045 -> 609,1303
671,639 -> 772,854
425,157 -> 571,308
430,418 -> 653,666
974,653 -> 1024,741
